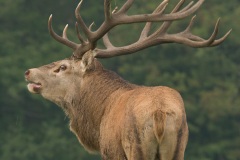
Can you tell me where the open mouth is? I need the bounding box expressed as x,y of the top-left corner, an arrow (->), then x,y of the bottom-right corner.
27,81 -> 42,94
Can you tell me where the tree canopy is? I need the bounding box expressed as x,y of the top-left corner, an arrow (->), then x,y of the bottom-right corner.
0,0 -> 239,159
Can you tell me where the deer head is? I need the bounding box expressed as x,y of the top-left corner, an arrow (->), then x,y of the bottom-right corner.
25,51 -> 96,104
25,0 -> 230,159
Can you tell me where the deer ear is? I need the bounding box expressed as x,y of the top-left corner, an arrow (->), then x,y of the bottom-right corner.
81,50 -> 95,72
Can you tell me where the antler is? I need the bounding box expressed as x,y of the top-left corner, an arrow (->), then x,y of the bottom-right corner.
48,0 -> 231,59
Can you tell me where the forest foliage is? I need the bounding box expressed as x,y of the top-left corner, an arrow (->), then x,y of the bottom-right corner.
0,0 -> 239,159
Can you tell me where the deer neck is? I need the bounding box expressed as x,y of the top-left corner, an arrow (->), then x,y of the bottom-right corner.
59,68 -> 136,151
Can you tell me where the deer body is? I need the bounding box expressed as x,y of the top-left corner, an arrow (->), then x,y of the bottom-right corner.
99,86 -> 188,160
25,0 -> 230,159
26,55 -> 188,159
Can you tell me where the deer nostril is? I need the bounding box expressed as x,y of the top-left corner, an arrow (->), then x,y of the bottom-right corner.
25,70 -> 30,76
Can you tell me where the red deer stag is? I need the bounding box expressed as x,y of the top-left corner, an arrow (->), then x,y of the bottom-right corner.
25,0 -> 231,159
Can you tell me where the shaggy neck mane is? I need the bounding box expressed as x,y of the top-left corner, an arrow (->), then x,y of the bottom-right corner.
63,62 -> 137,151
78,68 -> 136,121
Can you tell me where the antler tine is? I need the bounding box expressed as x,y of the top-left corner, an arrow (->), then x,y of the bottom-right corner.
48,15 -> 78,50
204,18 -> 233,47
179,1 -> 194,13
103,33 -> 114,48
112,6 -> 118,14
174,0 -> 186,12
197,18 -> 221,45
104,0 -> 112,20
140,22 -> 152,39
89,22 -> 95,31
202,18 -> 221,46
75,22 -> 86,44
62,24 -> 69,39
156,0 -> 169,15
117,0 -> 134,14
178,15 -> 205,41
140,0 -> 169,39
185,15 -> 197,32
210,29 -> 232,46
75,0 -> 92,40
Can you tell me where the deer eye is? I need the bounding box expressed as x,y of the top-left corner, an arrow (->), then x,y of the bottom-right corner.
54,65 -> 67,73
59,65 -> 67,71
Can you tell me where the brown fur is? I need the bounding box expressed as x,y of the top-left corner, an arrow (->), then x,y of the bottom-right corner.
25,51 -> 188,159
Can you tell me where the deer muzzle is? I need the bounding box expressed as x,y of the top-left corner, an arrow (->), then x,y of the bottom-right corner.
25,69 -> 42,94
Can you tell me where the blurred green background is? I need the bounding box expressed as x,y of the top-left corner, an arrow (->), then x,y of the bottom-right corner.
0,0 -> 239,159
